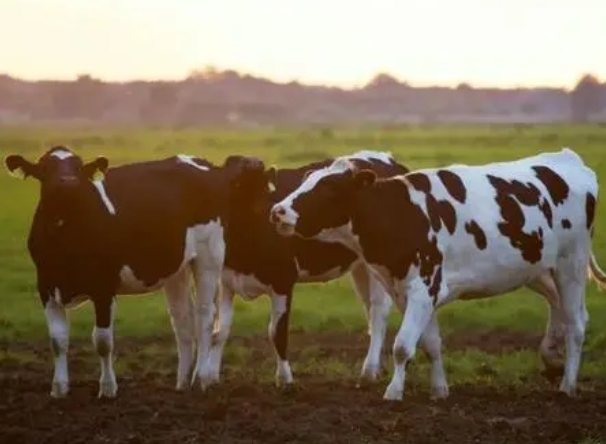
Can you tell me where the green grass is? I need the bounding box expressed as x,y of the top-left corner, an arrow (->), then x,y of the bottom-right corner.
1,123 -> 606,387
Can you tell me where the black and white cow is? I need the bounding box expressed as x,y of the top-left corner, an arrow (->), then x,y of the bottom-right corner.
4,146 -> 261,398
270,147 -> 606,401
203,151 -> 409,387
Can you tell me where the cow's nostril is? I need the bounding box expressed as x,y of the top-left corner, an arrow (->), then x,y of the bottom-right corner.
276,207 -> 286,216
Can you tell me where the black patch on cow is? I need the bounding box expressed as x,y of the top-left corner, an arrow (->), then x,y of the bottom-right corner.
425,194 -> 457,234
465,220 -> 487,250
437,170 -> 467,203
586,192 -> 596,230
561,218 -> 572,230
538,199 -> 553,228
488,175 -> 544,263
532,165 -> 570,206
407,173 -> 431,193
352,180 -> 443,305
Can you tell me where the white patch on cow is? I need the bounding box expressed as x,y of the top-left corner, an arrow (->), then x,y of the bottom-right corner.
222,268 -> 271,300
177,154 -> 209,171
349,150 -> 395,165
92,180 -> 117,215
50,149 -> 74,160
44,294 -> 70,398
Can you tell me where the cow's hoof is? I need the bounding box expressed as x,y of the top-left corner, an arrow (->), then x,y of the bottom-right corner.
98,379 -> 118,398
430,384 -> 449,400
50,381 -> 69,398
383,384 -> 403,401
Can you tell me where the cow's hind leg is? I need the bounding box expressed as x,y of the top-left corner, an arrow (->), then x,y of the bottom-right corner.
350,263 -> 392,382
206,286 -> 235,384
269,292 -> 294,386
527,271 -> 565,381
92,296 -> 118,398
190,225 -> 225,391
554,244 -> 590,396
164,267 -> 195,390
420,312 -> 449,399
43,291 -> 70,398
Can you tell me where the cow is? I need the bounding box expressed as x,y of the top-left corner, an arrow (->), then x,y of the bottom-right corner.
3,146 -> 261,398
269,147 -> 606,401
203,151 -> 409,387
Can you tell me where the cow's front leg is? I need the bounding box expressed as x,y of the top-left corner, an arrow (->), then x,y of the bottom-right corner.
269,292 -> 294,386
43,290 -> 70,398
92,296 -> 118,398
384,281 -> 434,401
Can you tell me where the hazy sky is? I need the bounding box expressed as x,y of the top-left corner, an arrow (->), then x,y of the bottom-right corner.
2,0 -> 605,88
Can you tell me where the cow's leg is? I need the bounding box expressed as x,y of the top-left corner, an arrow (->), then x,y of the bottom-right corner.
269,292 -> 294,385
191,229 -> 225,390
206,286 -> 235,384
164,267 -> 195,390
527,272 -> 565,380
92,296 -> 117,398
350,263 -> 392,382
43,291 -> 70,398
420,312 -> 449,399
555,247 -> 589,396
384,282 -> 434,401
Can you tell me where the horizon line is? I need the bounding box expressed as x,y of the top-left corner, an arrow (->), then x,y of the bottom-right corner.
1,69 -> 601,92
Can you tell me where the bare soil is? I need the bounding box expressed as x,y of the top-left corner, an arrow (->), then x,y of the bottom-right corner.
1,330 -> 605,444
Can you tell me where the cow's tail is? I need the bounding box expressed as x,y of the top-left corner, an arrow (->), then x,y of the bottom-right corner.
588,250 -> 606,292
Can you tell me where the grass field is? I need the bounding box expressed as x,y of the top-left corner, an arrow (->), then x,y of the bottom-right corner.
1,124 -> 606,443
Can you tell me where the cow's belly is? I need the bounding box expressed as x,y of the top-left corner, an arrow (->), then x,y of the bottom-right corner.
116,222 -> 215,295
222,268 -> 271,299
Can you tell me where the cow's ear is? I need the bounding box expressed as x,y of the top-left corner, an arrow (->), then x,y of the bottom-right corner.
83,156 -> 109,180
353,169 -> 377,188
4,154 -> 40,180
265,167 -> 277,192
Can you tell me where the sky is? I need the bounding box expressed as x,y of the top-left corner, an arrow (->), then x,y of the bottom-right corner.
1,0 -> 605,89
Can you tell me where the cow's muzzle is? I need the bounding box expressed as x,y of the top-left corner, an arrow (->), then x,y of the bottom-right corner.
270,205 -> 296,236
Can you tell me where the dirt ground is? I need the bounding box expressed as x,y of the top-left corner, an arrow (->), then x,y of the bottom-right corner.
1,330 -> 605,444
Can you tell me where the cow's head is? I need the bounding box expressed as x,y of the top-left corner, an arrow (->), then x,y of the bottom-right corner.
270,157 -> 377,238
4,146 -> 108,201
226,156 -> 275,215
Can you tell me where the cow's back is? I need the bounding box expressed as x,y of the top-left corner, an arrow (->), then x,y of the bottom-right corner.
408,148 -> 598,299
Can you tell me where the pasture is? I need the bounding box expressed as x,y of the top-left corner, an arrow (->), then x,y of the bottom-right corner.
1,124 -> 606,443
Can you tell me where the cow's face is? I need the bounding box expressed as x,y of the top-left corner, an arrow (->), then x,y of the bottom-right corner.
270,158 -> 377,239
228,158 -> 275,215
4,146 -> 108,200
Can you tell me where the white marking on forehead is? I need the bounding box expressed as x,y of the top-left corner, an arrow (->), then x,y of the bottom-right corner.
93,180 -> 117,215
349,150 -> 394,165
50,149 -> 74,160
177,154 -> 209,171
275,157 -> 355,211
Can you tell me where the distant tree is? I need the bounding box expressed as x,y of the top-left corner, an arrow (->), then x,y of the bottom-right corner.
365,73 -> 401,89
570,74 -> 603,122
